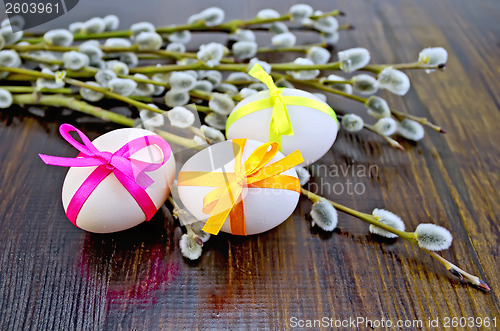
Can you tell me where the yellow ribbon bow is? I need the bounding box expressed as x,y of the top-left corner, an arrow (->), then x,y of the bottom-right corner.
177,139 -> 304,235
226,64 -> 338,150
248,64 -> 294,147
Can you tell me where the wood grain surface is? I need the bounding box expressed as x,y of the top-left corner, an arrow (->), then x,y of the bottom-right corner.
0,0 -> 499,330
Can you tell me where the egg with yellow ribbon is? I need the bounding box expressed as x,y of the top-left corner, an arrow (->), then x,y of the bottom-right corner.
177,139 -> 304,235
225,64 -> 339,166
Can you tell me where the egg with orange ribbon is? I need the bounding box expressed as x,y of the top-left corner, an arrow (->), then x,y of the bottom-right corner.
176,139 -> 304,235
225,64 -> 339,166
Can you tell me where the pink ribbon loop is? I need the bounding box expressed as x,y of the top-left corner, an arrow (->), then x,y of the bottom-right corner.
39,124 -> 172,227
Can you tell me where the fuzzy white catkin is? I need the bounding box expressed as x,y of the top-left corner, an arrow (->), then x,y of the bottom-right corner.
192,80 -> 214,93
119,52 -> 138,68
197,42 -> 225,67
216,83 -> 238,95
248,83 -> 267,91
313,16 -> 339,33
170,71 -> 196,92
204,112 -> 228,130
133,74 -> 155,96
108,78 -> 137,96
36,69 -> 65,89
288,57 -> 319,80
95,69 -> 117,88
272,32 -> 297,48
79,81 -> 104,102
106,60 -> 129,75
227,72 -> 253,82
44,29 -> 73,46
248,58 -> 271,74
79,42 -> 103,64
0,88 -> 13,108
341,114 -> 364,132
209,93 -> 235,115
370,208 -> 405,238
352,74 -> 379,95
306,46 -> 331,64
324,74 -> 352,94
311,199 -> 338,232
82,17 -> 105,34
294,166 -> 310,186
36,51 -> 60,71
310,93 -> 326,103
135,32 -> 163,51
200,124 -> 225,142
198,7 -> 225,27
338,47 -> 371,73
104,37 -> 131,48
68,22 -> 83,34
269,22 -> 289,34
419,47 -> 448,66
397,119 -> 425,141
164,89 -> 189,107
238,88 -> 258,99
190,222 -> 211,243
103,15 -> 119,31
193,135 -> 208,146
62,51 -> 89,71
364,96 -> 391,119
229,29 -> 256,42
373,118 -> 398,136
232,41 -> 258,60
200,70 -> 222,87
166,42 -> 186,53
130,22 -> 155,37
0,50 -> 21,68
167,30 -> 191,44
321,31 -> 339,45
377,67 -> 410,95
0,25 -> 23,45
167,106 -> 195,128
2,16 -> 24,30
139,106 -> 164,129
415,223 -> 453,251
180,234 -> 202,260
256,9 -> 280,20
290,4 -> 313,21
275,78 -> 295,89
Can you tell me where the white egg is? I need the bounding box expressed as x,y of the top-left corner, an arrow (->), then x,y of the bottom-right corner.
177,139 -> 301,235
226,88 -> 338,165
62,128 -> 175,233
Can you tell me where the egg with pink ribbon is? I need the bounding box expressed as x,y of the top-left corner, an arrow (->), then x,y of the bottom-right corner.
226,64 -> 339,165
39,124 -> 175,233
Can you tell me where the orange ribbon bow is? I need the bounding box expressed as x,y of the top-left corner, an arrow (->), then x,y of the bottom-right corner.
177,139 -> 304,235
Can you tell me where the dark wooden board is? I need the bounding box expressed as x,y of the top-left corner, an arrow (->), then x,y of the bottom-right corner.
0,0 -> 499,330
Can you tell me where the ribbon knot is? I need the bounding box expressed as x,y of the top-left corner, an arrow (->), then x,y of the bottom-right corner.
39,124 -> 172,227
95,151 -> 114,168
178,139 -> 304,236
248,64 -> 294,149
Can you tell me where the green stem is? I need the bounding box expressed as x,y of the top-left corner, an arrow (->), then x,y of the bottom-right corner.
301,188 -> 414,241
10,93 -> 198,148
12,93 -> 134,126
0,66 -> 163,114
0,86 -> 73,94
301,188 -> 490,291
278,73 -> 445,132
20,9 -> 342,43
363,61 -> 444,74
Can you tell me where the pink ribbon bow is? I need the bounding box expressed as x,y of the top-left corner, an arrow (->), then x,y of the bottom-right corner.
39,124 -> 172,226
